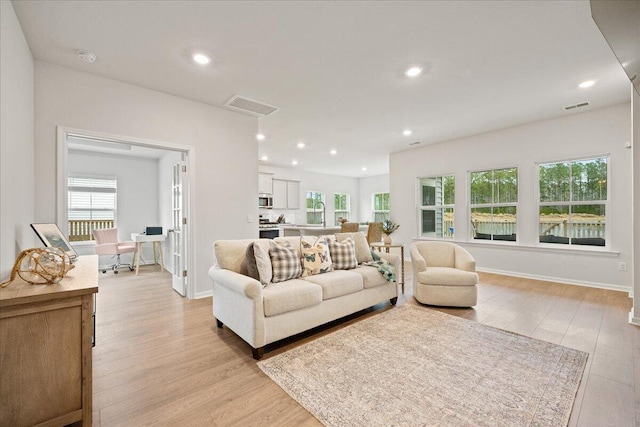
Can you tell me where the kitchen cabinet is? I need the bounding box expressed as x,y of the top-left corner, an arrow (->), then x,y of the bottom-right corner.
258,173 -> 273,194
272,179 -> 300,209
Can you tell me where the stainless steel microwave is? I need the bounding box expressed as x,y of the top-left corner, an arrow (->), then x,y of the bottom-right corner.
258,196 -> 273,208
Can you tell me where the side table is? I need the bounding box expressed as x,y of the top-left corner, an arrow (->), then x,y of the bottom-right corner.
370,242 -> 405,293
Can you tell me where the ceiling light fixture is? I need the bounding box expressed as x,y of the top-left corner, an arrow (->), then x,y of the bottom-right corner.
579,80 -> 596,88
292,160 -> 298,165
403,129 -> 412,136
77,49 -> 97,63
330,149 -> 338,155
297,142 -> 305,148
261,155 -> 268,161
362,167 -> 367,172
193,53 -> 210,65
405,66 -> 423,77
256,133 -> 265,141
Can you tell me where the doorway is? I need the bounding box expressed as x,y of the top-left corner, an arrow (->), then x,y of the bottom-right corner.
56,126 -> 194,298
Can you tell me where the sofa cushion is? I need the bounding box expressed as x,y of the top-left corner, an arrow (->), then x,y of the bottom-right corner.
269,241 -> 302,283
245,242 -> 272,286
328,237 -> 357,270
335,232 -> 373,264
274,236 -> 303,257
417,267 -> 479,287
303,270 -> 363,300
300,237 -> 333,277
215,238 -> 261,275
263,279 -> 322,316
352,265 -> 389,289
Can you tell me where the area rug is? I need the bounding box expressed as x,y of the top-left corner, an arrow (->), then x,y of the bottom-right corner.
258,304 -> 588,427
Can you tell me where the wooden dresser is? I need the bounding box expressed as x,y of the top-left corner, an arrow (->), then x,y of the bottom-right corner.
0,255 -> 98,427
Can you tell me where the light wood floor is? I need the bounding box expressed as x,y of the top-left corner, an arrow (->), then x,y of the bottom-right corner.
93,264 -> 639,426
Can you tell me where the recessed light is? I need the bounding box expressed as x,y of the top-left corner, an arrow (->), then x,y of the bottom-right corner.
297,142 -> 305,148
292,160 -> 298,165
77,49 -> 96,63
193,53 -> 210,65
330,149 -> 338,155
403,129 -> 412,136
260,155 -> 268,161
362,167 -> 367,171
405,67 -> 422,77
579,80 -> 596,88
256,133 -> 265,141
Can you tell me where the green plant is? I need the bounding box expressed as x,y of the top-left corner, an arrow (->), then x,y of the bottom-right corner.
382,219 -> 400,235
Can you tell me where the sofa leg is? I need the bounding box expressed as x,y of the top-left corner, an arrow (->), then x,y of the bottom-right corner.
390,297 -> 398,305
215,318 -> 223,328
252,347 -> 265,360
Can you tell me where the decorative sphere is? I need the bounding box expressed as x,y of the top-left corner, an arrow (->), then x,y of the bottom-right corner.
17,247 -> 73,284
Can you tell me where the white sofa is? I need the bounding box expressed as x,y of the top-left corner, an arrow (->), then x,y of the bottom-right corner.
209,234 -> 400,359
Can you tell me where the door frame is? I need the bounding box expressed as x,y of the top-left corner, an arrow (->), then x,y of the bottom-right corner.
56,126 -> 196,299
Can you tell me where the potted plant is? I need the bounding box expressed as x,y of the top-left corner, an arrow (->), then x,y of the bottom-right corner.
381,219 -> 399,244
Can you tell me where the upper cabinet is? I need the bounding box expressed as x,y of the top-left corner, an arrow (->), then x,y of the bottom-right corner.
272,179 -> 300,210
258,173 -> 273,194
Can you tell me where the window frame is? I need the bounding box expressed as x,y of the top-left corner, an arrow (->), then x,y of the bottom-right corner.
417,174 -> 455,238
536,155 -> 609,249
306,191 -> 325,225
334,193 -> 350,225
67,174 -> 118,242
468,166 -> 519,243
372,192 -> 390,222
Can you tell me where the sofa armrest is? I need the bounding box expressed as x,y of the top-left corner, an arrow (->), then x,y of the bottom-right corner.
454,245 -> 477,272
208,266 -> 263,300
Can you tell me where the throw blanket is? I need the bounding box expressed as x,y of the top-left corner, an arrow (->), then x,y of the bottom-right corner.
362,250 -> 396,282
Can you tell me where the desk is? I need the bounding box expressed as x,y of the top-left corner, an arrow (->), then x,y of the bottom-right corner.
0,255 -> 98,426
370,242 -> 405,294
131,233 -> 165,275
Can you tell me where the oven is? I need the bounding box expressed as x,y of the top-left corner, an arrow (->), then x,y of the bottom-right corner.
259,227 -> 280,239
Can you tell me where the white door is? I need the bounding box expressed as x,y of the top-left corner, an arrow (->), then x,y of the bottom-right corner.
171,160 -> 188,296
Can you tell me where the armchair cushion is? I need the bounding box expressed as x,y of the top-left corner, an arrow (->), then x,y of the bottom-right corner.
418,267 -> 479,287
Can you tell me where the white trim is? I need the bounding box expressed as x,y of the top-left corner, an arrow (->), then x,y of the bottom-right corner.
57,126 -> 197,299
195,290 -> 213,299
477,267 -> 629,293
629,311 -> 640,326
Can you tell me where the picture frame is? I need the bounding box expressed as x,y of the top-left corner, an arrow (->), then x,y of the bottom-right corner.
30,223 -> 78,261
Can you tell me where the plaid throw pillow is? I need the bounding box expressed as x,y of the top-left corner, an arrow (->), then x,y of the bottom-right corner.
328,237 -> 357,270
301,237 -> 333,277
269,241 -> 302,283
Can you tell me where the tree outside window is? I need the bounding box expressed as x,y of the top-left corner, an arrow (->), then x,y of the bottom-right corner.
68,176 -> 117,241
419,175 -> 455,238
539,157 -> 607,247
470,167 -> 518,241
306,191 -> 325,224
334,193 -> 350,225
372,192 -> 390,222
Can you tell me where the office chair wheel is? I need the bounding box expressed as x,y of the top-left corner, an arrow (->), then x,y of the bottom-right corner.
129,266 -> 134,271
114,270 -> 119,274
102,270 -> 107,274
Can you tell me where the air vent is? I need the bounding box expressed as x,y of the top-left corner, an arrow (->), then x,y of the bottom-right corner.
225,95 -> 279,116
563,101 -> 590,111
409,141 -> 421,146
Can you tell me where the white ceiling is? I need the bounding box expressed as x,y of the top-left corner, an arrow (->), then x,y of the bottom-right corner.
13,1 -> 630,177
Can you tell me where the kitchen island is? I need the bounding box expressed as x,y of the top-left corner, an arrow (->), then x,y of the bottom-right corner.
281,224 -> 366,237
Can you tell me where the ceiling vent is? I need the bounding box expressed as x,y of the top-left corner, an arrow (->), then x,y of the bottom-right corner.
563,101 -> 590,111
225,95 -> 279,116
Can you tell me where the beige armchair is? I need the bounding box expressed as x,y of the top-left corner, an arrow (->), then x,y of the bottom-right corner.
410,241 -> 479,307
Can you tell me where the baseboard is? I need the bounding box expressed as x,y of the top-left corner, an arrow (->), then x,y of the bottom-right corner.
194,290 -> 213,299
477,267 -> 630,293
629,311 -> 640,326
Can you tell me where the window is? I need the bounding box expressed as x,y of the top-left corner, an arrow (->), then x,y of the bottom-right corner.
306,191 -> 325,224
372,192 -> 390,222
538,157 -> 607,247
419,175 -> 455,237
68,176 -> 117,241
334,193 -> 350,225
470,167 -> 518,241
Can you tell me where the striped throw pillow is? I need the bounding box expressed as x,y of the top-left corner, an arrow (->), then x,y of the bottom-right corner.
328,237 -> 357,270
269,241 -> 302,283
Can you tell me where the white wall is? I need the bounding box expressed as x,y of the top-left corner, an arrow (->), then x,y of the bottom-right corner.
258,165 -> 359,225
35,62 -> 257,298
358,174 -> 389,222
158,150 -> 183,274
0,1 -> 35,281
391,103 -> 632,290
67,150 -> 160,267
632,88 -> 640,324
